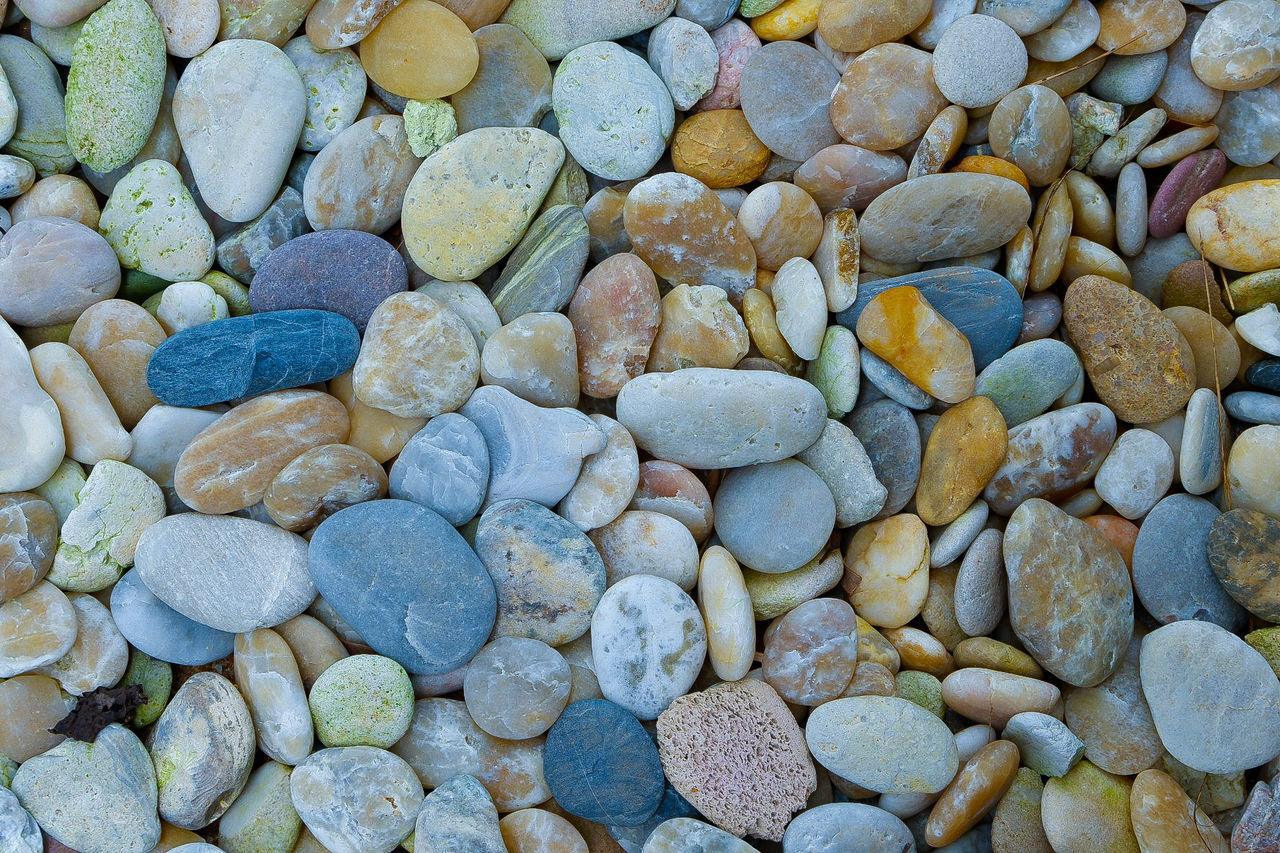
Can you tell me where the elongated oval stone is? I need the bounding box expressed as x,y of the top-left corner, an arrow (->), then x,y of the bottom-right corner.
135,513 -> 314,633
475,498 -> 605,646
615,368 -> 826,469
623,172 -> 757,305
0,317 -> 64,492
855,285 -> 976,404
983,403 -> 1117,515
401,126 -> 564,281
173,39 -> 306,222
309,499 -> 496,674
147,310 -> 358,407
149,672 -> 255,829
1004,499 -> 1133,688
543,699 -> 664,826
859,173 -> 1032,264
109,569 -> 234,665
592,574 -> 706,719
1186,180 -> 1280,273
499,0 -> 675,60
0,35 -> 75,176
234,629 -> 313,765
489,204 -> 590,324
806,696 -> 959,794
64,0 -> 165,173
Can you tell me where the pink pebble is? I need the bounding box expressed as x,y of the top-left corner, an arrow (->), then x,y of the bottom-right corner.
695,19 -> 761,112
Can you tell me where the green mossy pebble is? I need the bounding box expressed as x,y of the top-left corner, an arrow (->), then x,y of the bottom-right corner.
895,670 -> 945,718
120,648 -> 173,727
308,654 -> 415,748
1245,626 -> 1280,679
403,99 -> 457,158
806,325 -> 861,418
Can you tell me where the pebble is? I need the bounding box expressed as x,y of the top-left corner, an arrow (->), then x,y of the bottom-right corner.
1130,768 -> 1230,853
388,414 -> 489,526
1132,493 -> 1247,631
642,818 -> 757,852
1228,424 -> 1280,519
499,809 -> 588,853
262,442 -> 387,531
591,510 -> 697,589
629,460 -> 714,542
0,492 -> 56,602
714,459 -> 834,573
543,699 -> 664,826
402,126 -> 563,280
916,396 -> 1006,526
932,15 -> 1026,109
0,787 -> 41,853
1063,637 -> 1162,776
557,414 -> 638,532
649,283 -> 748,372
990,767 -> 1051,853
924,739 -> 1019,846
806,696 -> 959,794
1227,390 -> 1280,424
1235,777 -> 1280,853
232,629 -> 312,765
782,802 -> 914,853
830,44 -> 946,153
847,398 -> 921,518
0,674 -> 66,763
975,339 -> 1080,427
952,528 -> 1004,637
310,499 -> 495,673
216,761 -> 302,853
28,342 -> 128,466
1004,499 -> 1132,687
1093,428 -> 1174,520
149,672 -> 255,829
480,312 -> 579,406
739,41 -> 841,162
109,569 -> 234,665
0,216 -> 120,326
567,253 -> 660,399
464,637 -> 570,739
795,419 -> 886,527
647,17 -> 717,110
451,24 -> 551,132
0,34 -> 76,176
846,513 -> 929,629
99,160 -> 215,282
499,0 -> 675,60
1207,509 -> 1280,623
0,580 -> 77,677
11,725 -> 160,853
856,285 -> 975,404
1187,180 -> 1280,273
489,205 -> 590,325
1040,760 -> 1139,853
1141,620 -> 1280,774
1002,712 -> 1085,778
414,773 -> 505,853
984,403 -> 1116,514
310,653 -> 413,748
290,746 -> 423,853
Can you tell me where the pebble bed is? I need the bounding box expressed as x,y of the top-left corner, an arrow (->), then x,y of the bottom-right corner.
0,0 -> 1279,851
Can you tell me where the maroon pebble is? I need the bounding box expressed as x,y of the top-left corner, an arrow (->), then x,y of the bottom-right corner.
1148,149 -> 1227,239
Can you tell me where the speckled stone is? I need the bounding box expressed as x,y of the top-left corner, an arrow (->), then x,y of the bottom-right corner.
414,774 -> 504,853
290,747 -> 423,853
149,672 -> 255,829
1141,620 -> 1280,774
248,231 -> 407,331
11,725 -> 159,853
310,654 -> 413,748
1132,493 -> 1247,631
99,160 -> 215,282
1004,499 -> 1133,688
591,574 -> 706,720
146,310 -> 358,407
309,500 -> 496,674
1040,760 -> 1139,853
796,419 -> 887,528
543,699 -> 664,826
1207,509 -> 1280,623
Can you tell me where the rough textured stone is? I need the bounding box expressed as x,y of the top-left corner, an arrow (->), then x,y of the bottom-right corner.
98,160 -> 215,282
489,205 -> 590,324
388,414 -> 489,526
1207,509 -> 1280,622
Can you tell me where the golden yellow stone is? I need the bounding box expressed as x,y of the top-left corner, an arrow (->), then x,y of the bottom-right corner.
670,110 -> 770,190
327,370 -> 425,464
817,0 -> 930,53
742,288 -> 802,373
881,626 -> 954,679
647,284 -> 749,372
926,740 -> 1021,847
67,299 -> 165,430
845,514 -> 930,629
1129,768 -> 1229,853
953,637 -> 1044,679
750,0 -> 819,40
1061,236 -> 1132,286
1187,180 -> 1280,273
952,155 -> 1029,192
916,396 -> 1007,527
359,0 -> 479,99
1096,0 -> 1185,55
854,286 -> 976,404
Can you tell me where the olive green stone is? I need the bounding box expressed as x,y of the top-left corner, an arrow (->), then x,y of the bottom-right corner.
403,99 -> 457,158
896,670 -> 945,718
119,648 -> 172,727
805,325 -> 861,418
1229,269 -> 1280,315
1245,626 -> 1280,679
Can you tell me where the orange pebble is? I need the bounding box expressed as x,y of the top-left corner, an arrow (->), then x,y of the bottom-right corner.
671,110 -> 771,189
1083,515 -> 1139,571
953,155 -> 1030,192
750,0 -> 820,41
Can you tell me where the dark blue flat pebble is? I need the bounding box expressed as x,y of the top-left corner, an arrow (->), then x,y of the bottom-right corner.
146,308 -> 359,407
109,569 -> 235,666
835,266 -> 1022,370
544,699 -> 665,827
308,499 -> 496,675
1246,358 -> 1280,395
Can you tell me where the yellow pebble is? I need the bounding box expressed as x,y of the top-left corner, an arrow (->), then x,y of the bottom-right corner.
751,0 -> 820,40
953,155 -> 1030,192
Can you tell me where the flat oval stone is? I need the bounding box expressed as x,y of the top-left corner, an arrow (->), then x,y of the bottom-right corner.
261,442 -> 387,532
37,591 -> 127,695
553,41 -> 673,181
642,818 -> 756,853
388,414 -> 489,525
233,629 -> 312,763
174,39 -> 306,223
147,310 -> 358,407
1207,509 -> 1280,623
401,126 -> 564,281
249,231 -> 408,331
0,492 -> 56,602
983,403 -> 1117,515
591,574 -> 706,719
173,390 -> 350,514
499,0 -> 673,59
831,44 -> 948,153
623,172 -> 757,305
942,667 -> 1061,728
1141,620 -> 1280,774
109,569 -> 234,665
714,460 -> 834,574
310,654 -> 413,748
591,510 -> 698,589
0,581 -> 76,678
847,399 -> 921,518
855,286 -> 975,404
1063,637 -> 1161,776
615,368 -> 826,469
64,0 -> 165,173
460,384 -> 605,507
975,339 -> 1081,427
916,396 -> 1007,526
1132,494 -> 1247,631
475,498 -> 605,646
0,216 -> 120,327
1004,499 -> 1133,688
543,698 -> 663,826
847,514 -> 930,629
796,418 -> 886,527
1130,768 -> 1229,853
1186,180 -> 1280,273
859,173 -> 1031,265
451,23 -> 551,132
0,675 -> 65,767
782,802 -> 914,853
291,746 -> 423,853
567,253 -> 661,399
1228,424 -> 1280,519
835,267 -> 1023,371
762,598 -> 858,706
309,499 -> 496,674
149,672 -> 255,829
216,761 -> 302,853
739,40 -> 841,162
135,513 -> 313,633
283,37 -> 364,153
98,159 -> 215,282
413,773 -> 504,853
11,725 -> 159,853
1093,428 -> 1174,520
302,115 -> 421,236
806,696 -> 959,794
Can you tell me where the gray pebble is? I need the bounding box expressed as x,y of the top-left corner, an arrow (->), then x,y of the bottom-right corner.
1002,712 -> 1085,777
647,17 -> 718,110
953,528 -> 1005,637
290,747 -> 423,853
860,348 -> 933,410
930,500 -> 989,568
1114,161 -> 1147,257
846,399 -> 922,518
713,459 -> 835,574
413,774 -> 504,853
0,787 -> 42,853
1225,391 -> 1280,425
1180,388 -> 1224,494
795,419 -> 888,528
389,414 -> 489,526
1090,51 -> 1168,105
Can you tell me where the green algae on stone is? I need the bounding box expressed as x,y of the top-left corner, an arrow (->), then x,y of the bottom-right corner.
806,325 -> 861,418
403,98 -> 457,158
33,458 -> 87,526
64,0 -> 166,173
201,270 -> 252,316
120,648 -> 172,727
99,159 -> 216,282
308,654 -> 415,748
1245,626 -> 1280,679
895,670 -> 945,718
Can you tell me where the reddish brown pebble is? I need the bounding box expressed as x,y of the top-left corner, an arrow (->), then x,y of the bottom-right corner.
1148,149 -> 1229,239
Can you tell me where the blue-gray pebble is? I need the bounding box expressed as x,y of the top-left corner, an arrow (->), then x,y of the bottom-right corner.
1226,391 -> 1280,425
146,309 -> 359,407
836,267 -> 1022,370
846,398 -> 921,519
109,569 -> 235,666
1090,52 -> 1168,106
713,459 -> 835,574
308,499 -> 497,675
543,699 -> 665,827
389,414 -> 490,526
859,348 -> 933,410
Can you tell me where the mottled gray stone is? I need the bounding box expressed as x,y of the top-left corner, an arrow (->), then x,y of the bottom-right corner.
489,204 -> 589,324
215,186 -> 309,283
476,498 -> 606,646
290,747 -> 423,853
0,787 -> 42,853
781,802 -> 916,853
149,672 -> 255,829
460,384 -> 604,507
389,414 -> 489,525
1141,620 -> 1280,774
616,368 -> 827,469
953,528 -> 1004,637
796,419 -> 888,527
860,348 -> 933,410
283,36 -> 365,153
12,725 -> 159,853
134,512 -> 315,633
714,460 -> 835,574
0,35 -> 76,176
1132,493 -> 1247,631
1090,51 -> 1168,105
974,339 -> 1081,427
1002,712 -> 1085,777
647,17 -> 717,110
413,774 -> 504,853
846,398 -> 921,518
739,41 -> 842,162
930,500 -> 988,569
1226,391 -> 1280,425
643,818 -> 756,852
0,216 -> 120,326
451,24 -> 553,133
109,569 -> 234,665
